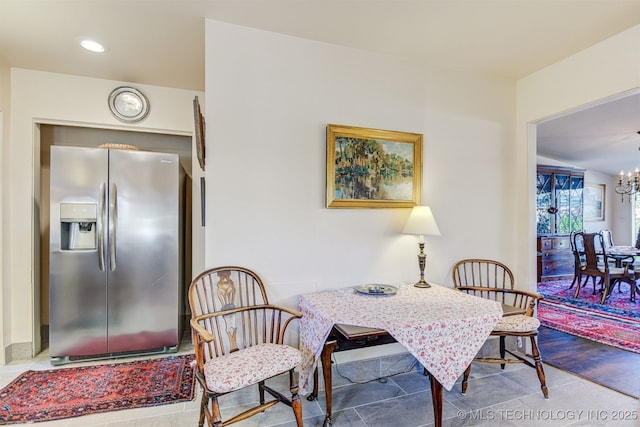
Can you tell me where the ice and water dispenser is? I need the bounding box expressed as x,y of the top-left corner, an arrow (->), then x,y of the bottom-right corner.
59,203 -> 98,250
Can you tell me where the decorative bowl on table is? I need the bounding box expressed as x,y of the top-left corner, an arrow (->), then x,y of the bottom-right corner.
355,284 -> 398,295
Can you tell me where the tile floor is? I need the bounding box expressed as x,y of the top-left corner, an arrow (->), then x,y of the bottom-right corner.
1,340 -> 639,427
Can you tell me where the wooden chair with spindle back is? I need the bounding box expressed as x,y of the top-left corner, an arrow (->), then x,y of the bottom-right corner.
452,258 -> 548,399
188,266 -> 303,427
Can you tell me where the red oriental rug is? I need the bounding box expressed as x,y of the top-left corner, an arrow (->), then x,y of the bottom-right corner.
0,354 -> 195,424
537,279 -> 640,354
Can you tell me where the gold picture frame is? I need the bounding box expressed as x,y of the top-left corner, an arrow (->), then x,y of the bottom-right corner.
326,124 -> 422,208
193,96 -> 205,171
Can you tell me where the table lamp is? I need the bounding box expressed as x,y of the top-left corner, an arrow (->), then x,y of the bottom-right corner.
402,205 -> 441,288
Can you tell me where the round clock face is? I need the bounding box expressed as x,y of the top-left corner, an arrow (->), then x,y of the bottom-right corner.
108,86 -> 149,122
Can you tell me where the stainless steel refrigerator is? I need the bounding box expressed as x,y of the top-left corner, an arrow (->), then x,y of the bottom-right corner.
49,146 -> 184,365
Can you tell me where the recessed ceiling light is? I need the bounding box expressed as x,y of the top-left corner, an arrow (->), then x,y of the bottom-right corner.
80,39 -> 105,53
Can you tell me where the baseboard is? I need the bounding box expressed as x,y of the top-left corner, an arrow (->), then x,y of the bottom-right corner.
4,341 -> 32,364
41,324 -> 49,348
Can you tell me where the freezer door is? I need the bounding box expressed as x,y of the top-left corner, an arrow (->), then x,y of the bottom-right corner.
106,149 -> 181,353
49,146 -> 109,357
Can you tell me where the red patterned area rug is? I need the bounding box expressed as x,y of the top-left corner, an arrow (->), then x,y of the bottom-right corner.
537,279 -> 640,353
0,354 -> 195,424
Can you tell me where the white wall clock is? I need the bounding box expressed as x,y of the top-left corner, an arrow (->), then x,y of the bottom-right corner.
108,86 -> 149,122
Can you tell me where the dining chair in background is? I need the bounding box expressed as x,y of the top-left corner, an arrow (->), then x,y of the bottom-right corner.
452,258 -> 548,399
568,230 -> 587,290
600,228 -> 615,249
569,230 -> 607,294
572,232 -> 636,304
599,228 -> 635,270
188,266 -> 304,427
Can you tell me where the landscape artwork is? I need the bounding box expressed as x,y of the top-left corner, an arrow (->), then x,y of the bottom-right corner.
584,184 -> 605,221
326,124 -> 422,208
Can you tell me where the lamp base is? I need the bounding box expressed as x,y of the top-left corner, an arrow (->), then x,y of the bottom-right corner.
414,281 -> 431,288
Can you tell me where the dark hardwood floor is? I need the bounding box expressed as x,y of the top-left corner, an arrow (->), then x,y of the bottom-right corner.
538,326 -> 640,398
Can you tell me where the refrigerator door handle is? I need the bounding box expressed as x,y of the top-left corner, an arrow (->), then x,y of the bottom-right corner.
109,182 -> 117,271
98,182 -> 106,271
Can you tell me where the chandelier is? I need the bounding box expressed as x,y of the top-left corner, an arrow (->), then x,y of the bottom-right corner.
615,169 -> 640,201
616,133 -> 640,202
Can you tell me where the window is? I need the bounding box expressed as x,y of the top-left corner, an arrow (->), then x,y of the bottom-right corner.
536,166 -> 584,235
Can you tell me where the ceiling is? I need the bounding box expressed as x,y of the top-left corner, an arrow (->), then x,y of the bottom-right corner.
537,91 -> 640,177
1,0 -> 640,176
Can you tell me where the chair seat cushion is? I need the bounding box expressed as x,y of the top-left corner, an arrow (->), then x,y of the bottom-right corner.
492,314 -> 540,333
203,343 -> 301,393
598,266 -> 633,275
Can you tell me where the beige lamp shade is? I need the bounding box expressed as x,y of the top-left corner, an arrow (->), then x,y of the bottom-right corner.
403,206 -> 441,239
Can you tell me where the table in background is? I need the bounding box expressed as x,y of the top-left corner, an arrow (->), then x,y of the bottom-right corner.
607,246 -> 640,301
607,246 -> 640,268
298,284 -> 503,427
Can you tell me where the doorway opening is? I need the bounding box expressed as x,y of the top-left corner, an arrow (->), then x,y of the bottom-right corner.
38,124 -> 193,355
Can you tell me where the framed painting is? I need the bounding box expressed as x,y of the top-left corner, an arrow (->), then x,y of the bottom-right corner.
584,184 -> 605,221
326,124 -> 422,208
193,96 -> 205,171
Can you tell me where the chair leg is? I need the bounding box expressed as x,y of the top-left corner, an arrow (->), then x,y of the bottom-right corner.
258,380 -> 266,405
569,272 -> 578,289
289,369 -> 303,427
573,277 -> 582,298
620,279 -> 637,303
499,336 -> 506,369
529,335 -> 549,399
574,275 -> 591,298
600,277 -> 612,304
211,395 -> 223,427
198,391 -> 208,427
461,363 -> 472,395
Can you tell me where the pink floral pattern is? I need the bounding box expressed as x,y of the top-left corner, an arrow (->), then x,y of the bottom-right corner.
203,343 -> 301,393
493,314 -> 540,332
298,284 -> 502,394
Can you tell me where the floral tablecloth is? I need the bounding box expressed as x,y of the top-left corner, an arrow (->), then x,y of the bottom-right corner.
298,284 -> 502,394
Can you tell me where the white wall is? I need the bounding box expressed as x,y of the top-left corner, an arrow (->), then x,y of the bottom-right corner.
204,21 -> 517,309
3,69 -> 203,359
517,25 -> 640,290
0,60 -> 10,365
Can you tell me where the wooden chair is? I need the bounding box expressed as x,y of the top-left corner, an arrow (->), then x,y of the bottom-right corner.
569,230 -> 587,290
188,266 -> 304,427
600,228 -> 615,249
572,232 -> 636,304
599,228 -> 634,271
452,258 -> 514,291
633,226 -> 640,271
452,259 -> 548,399
571,231 -> 602,294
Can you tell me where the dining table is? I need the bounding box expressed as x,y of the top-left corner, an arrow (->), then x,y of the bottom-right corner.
298,283 -> 503,427
605,246 -> 640,302
607,246 -> 640,268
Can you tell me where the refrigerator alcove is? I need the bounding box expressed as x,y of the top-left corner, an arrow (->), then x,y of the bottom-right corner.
49,146 -> 184,365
